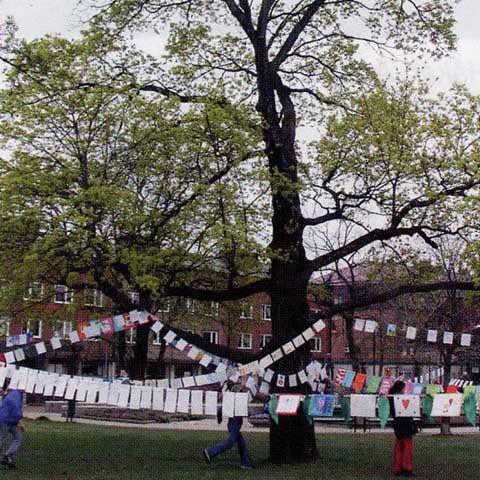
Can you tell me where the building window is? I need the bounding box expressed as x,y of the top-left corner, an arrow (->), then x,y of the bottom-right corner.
203,331 -> 218,344
311,337 -> 322,352
240,303 -> 253,319
54,285 -> 73,304
84,289 -> 104,307
24,283 -> 44,301
129,291 -> 140,305
126,329 -> 137,344
186,298 -> 195,313
152,331 -> 162,345
206,302 -> 219,317
158,301 -> 170,313
261,304 -> 271,321
238,333 -> 252,349
260,334 -> 272,349
24,319 -> 43,338
0,318 -> 9,337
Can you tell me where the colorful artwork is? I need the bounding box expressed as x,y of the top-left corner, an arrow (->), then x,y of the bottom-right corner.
431,393 -> 463,417
309,394 -> 335,417
393,395 -> 421,417
275,394 -> 302,416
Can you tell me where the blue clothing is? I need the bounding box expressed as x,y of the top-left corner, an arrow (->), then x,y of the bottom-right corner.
206,417 -> 253,468
0,391 -> 23,426
0,424 -> 22,457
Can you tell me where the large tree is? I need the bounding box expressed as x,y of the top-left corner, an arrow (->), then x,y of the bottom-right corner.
3,0 -> 480,463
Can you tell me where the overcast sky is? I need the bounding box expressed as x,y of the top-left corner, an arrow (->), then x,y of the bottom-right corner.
2,0 -> 480,93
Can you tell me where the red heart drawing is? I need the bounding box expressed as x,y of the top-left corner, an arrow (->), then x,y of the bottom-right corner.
449,398 -> 454,406
402,399 -> 410,410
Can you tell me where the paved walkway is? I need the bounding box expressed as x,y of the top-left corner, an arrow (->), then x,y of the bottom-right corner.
23,405 -> 480,435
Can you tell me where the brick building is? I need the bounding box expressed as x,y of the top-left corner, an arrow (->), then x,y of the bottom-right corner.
2,273 -> 479,383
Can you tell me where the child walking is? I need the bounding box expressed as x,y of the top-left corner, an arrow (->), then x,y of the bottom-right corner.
203,383 -> 253,469
389,380 -> 417,477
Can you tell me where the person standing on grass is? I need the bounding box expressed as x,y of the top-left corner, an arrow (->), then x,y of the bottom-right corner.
203,382 -> 254,469
66,398 -> 76,423
389,379 -> 417,477
0,379 -> 25,469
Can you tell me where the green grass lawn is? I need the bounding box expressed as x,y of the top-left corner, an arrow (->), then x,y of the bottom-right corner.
1,420 -> 479,479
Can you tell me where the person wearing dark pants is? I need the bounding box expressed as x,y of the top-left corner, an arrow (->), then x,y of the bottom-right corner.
389,380 -> 417,477
203,416 -> 253,469
0,384 -> 24,469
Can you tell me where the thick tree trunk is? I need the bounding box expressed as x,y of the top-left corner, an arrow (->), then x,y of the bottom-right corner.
132,323 -> 150,380
269,270 -> 318,464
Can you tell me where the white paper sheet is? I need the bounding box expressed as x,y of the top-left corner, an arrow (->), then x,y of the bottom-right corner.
234,392 -> 249,417
4,351 -> 15,364
54,376 -> 68,398
49,336 -> 61,350
350,394 -> 377,418
97,383 -> 110,404
140,386 -> 152,409
17,367 -> 28,391
393,395 -> 421,417
129,386 -> 142,409
292,335 -> 306,348
263,369 -> 274,383
282,342 -> 295,355
431,393 -> 463,417
35,342 -> 47,355
150,321 -> 164,333
259,355 -> 274,369
205,391 -> 218,416
190,390 -> 203,415
64,378 -> 79,400
275,394 -> 301,415
13,349 -> 25,362
271,349 -> 283,362
85,383 -> 99,404
164,389 -> 178,413
176,389 -> 190,413
116,384 -> 130,408
182,376 -> 196,388
152,388 -> 165,411
25,369 -> 38,393
302,327 -> 316,340
222,391 -> 235,418
107,384 -> 121,405
312,319 -> 326,332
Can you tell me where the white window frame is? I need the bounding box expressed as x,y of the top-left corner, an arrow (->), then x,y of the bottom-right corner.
128,291 -> 140,305
24,282 -> 44,301
240,303 -> 253,319
0,318 -> 10,337
203,331 -> 218,344
260,334 -> 272,349
54,285 -> 73,304
311,337 -> 322,352
238,333 -> 253,350
206,302 -> 219,317
261,304 -> 271,321
152,331 -> 162,345
62,321 -> 72,338
158,301 -> 170,313
84,288 -> 104,307
25,319 -> 43,338
126,329 -> 136,344
186,298 -> 195,313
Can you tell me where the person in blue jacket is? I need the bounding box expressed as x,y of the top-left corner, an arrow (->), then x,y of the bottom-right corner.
203,382 -> 253,469
0,380 -> 24,468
